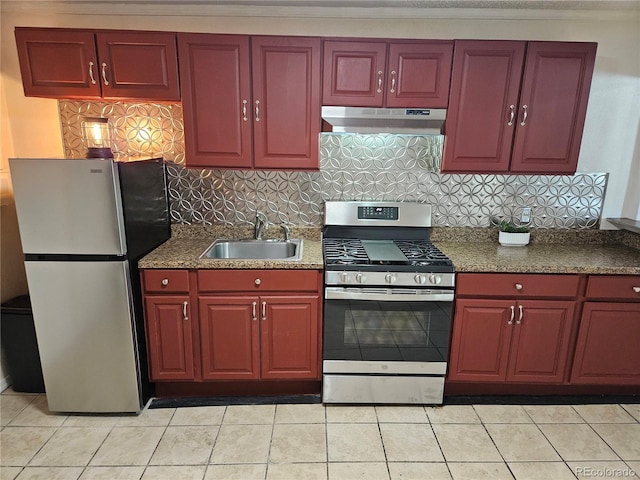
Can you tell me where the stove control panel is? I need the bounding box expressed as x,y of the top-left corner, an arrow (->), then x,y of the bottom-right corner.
326,271 -> 455,288
358,206 -> 399,220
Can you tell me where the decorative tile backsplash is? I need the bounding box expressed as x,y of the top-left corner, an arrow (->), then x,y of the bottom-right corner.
59,101 -> 608,229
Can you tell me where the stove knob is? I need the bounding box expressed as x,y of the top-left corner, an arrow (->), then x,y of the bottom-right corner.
429,274 -> 442,285
355,273 -> 366,284
414,274 -> 427,285
385,274 -> 397,284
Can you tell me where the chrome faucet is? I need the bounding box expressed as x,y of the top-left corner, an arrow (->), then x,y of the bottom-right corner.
254,212 -> 268,240
281,224 -> 290,241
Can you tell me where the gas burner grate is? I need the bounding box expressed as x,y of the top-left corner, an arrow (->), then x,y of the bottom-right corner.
323,238 -> 369,265
394,240 -> 453,265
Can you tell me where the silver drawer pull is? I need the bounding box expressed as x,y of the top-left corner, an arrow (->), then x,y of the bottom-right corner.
376,71 -> 383,93
507,104 -> 515,126
516,305 -> 523,324
508,305 -> 515,325
252,302 -> 257,321
515,283 -> 523,291
88,61 -> 97,85
182,301 -> 188,321
161,278 -> 169,286
390,70 -> 396,93
255,278 -> 261,286
633,286 -> 640,294
101,62 -> 109,86
261,301 -> 267,321
520,104 -> 528,126
242,100 -> 248,121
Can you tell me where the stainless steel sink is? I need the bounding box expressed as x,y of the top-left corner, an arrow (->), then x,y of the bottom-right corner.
200,239 -> 303,260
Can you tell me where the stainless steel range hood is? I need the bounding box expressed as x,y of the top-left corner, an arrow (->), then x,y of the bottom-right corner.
322,106 -> 445,135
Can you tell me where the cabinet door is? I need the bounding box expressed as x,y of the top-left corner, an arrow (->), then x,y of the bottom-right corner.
441,41 -> 525,173
252,36 -> 321,170
15,28 -> 101,98
144,296 -> 195,381
448,299 -> 513,382
510,42 -> 596,174
386,42 -> 453,108
571,302 -> 640,385
260,295 -> 320,380
322,40 -> 387,107
506,301 -> 575,383
199,296 -> 260,380
96,31 -> 180,101
179,34 -> 252,168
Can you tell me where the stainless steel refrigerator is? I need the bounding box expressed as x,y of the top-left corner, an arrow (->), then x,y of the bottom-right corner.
9,157 -> 170,413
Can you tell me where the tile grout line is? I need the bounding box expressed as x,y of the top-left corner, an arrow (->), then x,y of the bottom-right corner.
524,405 -> 580,480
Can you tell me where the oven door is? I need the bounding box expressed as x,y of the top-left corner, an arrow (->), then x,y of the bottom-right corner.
323,287 -> 453,371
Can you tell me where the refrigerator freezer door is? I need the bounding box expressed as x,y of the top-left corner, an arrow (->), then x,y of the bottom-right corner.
25,260 -> 142,413
10,158 -> 126,255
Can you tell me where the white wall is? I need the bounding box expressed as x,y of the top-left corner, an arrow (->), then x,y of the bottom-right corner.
1,2 -> 639,230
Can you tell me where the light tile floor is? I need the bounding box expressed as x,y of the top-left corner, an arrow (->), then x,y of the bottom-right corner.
1,388 -> 639,480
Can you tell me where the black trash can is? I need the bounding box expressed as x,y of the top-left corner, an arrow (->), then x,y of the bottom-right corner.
1,295 -> 45,393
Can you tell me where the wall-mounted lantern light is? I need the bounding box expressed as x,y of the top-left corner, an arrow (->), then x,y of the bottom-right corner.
82,117 -> 114,158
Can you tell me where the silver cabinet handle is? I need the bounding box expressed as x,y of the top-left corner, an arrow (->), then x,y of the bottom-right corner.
508,305 -> 515,325
515,283 -> 523,291
88,61 -> 97,85
101,62 -> 109,86
251,301 -> 257,321
507,104 -> 515,126
520,105 -> 528,126
161,278 -> 169,286
255,278 -> 261,286
242,100 -> 248,121
376,70 -> 383,94
261,301 -> 267,321
633,286 -> 640,294
516,305 -> 523,325
255,100 -> 260,122
182,301 -> 188,321
390,70 -> 396,93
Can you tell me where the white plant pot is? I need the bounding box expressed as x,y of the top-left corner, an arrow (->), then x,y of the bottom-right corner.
499,231 -> 530,247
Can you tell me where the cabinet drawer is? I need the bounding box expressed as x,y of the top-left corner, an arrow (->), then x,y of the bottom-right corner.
198,269 -> 320,293
586,275 -> 640,301
143,269 -> 190,293
456,273 -> 579,298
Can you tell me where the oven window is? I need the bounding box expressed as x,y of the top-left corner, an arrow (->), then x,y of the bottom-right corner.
323,299 -> 452,362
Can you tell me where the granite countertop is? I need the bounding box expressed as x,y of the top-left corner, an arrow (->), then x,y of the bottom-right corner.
140,225 -> 640,275
434,241 -> 640,274
432,227 -> 640,275
139,225 -> 324,269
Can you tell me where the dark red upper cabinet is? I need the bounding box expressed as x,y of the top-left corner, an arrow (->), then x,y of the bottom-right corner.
15,28 -> 102,99
15,27 -> 179,101
323,39 -> 453,108
510,42 -> 596,173
178,34 -> 253,169
322,40 -> 387,107
180,34 -> 321,170
386,42 -> 453,108
252,36 -> 321,170
442,40 -> 596,175
442,41 -> 525,173
96,31 -> 180,101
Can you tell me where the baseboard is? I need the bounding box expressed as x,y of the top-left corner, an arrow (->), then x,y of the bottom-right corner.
0,375 -> 11,393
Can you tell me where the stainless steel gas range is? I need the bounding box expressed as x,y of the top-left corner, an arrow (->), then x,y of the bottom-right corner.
321,201 -> 455,405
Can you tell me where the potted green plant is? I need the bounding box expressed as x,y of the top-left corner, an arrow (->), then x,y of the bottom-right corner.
498,219 -> 530,246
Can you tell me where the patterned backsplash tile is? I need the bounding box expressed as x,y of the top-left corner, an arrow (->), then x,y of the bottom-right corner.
59,101 -> 608,229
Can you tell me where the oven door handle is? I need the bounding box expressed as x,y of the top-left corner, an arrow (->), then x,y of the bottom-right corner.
325,288 -> 454,302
